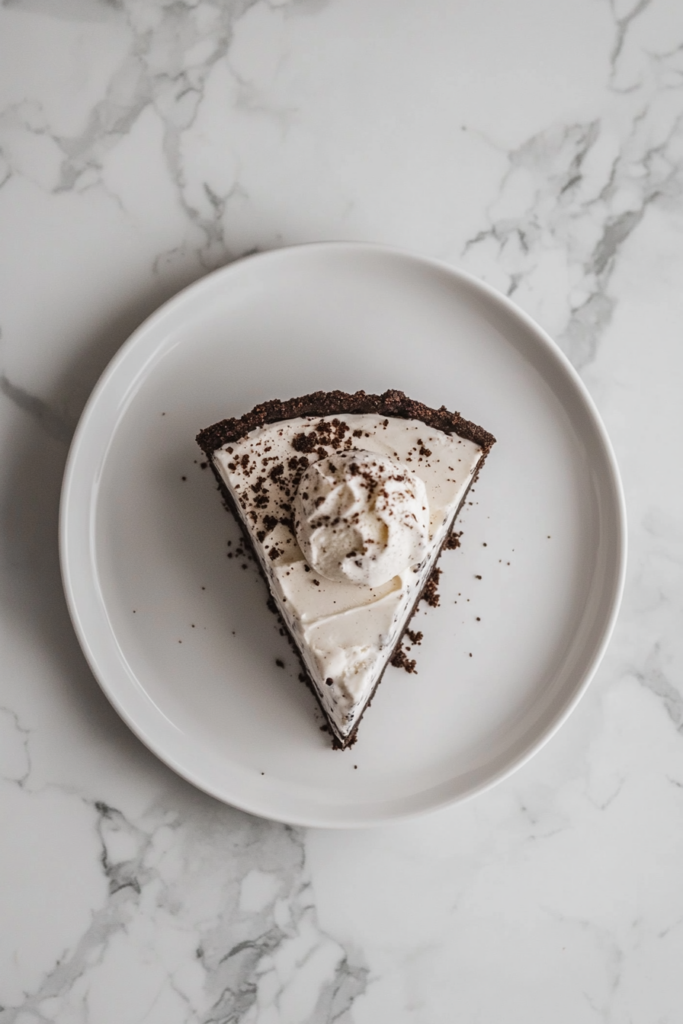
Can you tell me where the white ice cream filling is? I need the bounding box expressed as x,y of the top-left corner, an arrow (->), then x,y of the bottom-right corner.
211,413 -> 483,742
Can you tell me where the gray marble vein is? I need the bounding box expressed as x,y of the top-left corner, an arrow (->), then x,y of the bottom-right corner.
0,706 -> 32,787
464,108 -> 682,366
0,796 -> 368,1023
637,643 -> 683,731
609,0 -> 654,70
0,371 -> 75,445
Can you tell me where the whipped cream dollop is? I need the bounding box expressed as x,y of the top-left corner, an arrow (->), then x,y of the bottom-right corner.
293,450 -> 430,588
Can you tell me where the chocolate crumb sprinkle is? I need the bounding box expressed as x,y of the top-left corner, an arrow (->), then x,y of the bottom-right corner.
421,567 -> 442,608
391,646 -> 417,674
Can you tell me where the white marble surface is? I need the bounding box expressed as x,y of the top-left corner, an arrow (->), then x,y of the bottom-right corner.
1,0 -> 683,1019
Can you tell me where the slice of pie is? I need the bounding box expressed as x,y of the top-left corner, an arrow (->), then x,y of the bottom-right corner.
197,390 -> 495,749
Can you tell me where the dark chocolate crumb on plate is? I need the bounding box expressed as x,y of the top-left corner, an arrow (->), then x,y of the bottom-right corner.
444,531 -> 462,551
421,566 -> 442,608
390,645 -> 417,674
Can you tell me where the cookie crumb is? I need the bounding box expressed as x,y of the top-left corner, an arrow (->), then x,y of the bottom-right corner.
391,646 -> 417,674
421,566 -> 442,608
445,531 -> 462,551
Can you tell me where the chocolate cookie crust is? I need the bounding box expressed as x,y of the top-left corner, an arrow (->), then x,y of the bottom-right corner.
196,389 -> 496,456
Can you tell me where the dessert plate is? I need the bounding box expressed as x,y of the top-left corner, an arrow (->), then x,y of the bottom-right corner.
60,243 -> 626,828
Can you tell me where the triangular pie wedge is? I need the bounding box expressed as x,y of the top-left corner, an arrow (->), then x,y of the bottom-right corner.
197,390 -> 495,749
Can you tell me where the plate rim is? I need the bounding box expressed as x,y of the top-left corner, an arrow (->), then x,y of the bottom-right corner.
59,241 -> 627,828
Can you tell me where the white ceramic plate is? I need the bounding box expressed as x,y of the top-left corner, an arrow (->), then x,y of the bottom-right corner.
60,243 -> 626,828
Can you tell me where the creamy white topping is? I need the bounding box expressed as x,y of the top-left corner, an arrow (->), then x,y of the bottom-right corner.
293,450 -> 429,588
211,413 -> 482,743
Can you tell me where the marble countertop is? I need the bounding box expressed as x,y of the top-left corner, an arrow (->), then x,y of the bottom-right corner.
2,1 -> 683,1021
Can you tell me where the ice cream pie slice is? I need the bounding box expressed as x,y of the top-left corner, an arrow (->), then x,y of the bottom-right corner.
197,390 -> 495,749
